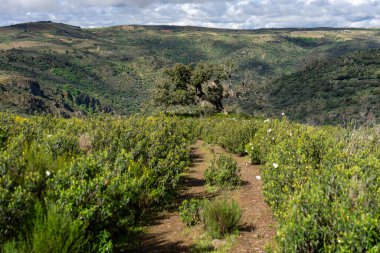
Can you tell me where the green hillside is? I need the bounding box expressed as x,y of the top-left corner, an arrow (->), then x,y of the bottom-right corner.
0,21 -> 379,122
270,49 -> 380,125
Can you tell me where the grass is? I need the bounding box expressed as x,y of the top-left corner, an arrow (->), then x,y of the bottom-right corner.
191,232 -> 238,253
202,198 -> 242,239
2,203 -> 88,253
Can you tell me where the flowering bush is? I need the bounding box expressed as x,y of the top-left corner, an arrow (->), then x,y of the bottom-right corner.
245,118 -> 380,252
193,115 -> 380,251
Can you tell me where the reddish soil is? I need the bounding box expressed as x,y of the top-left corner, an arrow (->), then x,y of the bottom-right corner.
128,140 -> 277,253
210,145 -> 277,253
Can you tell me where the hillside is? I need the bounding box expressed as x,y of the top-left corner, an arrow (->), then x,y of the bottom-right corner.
270,49 -> 380,125
0,21 -> 379,121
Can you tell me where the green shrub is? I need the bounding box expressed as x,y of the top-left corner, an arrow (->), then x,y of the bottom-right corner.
29,203 -> 88,253
2,240 -> 25,253
1,203 -> 88,253
179,198 -> 203,226
97,230 -> 113,253
277,156 -> 380,252
202,198 -> 241,239
245,117 -> 380,252
0,113 -> 193,249
204,154 -> 240,188
196,116 -> 260,155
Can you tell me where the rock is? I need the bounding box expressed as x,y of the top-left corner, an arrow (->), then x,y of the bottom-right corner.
211,239 -> 227,250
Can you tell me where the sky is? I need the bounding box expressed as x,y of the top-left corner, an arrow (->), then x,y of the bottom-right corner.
0,0 -> 379,29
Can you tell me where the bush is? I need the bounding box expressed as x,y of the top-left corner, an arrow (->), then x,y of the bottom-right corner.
196,116 -> 260,155
97,230 -> 113,253
202,198 -> 241,239
29,203 -> 88,253
2,203 -> 88,253
179,198 -> 203,226
277,156 -> 380,252
0,113 -> 193,249
204,154 -> 240,188
245,117 -> 380,252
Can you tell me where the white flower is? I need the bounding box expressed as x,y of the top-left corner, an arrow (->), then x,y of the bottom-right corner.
46,170 -> 51,176
273,163 -> 279,168
281,112 -> 285,116
267,128 -> 272,133
264,119 -> 270,123
256,176 -> 261,180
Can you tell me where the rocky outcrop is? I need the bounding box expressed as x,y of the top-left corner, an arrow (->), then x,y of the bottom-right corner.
0,76 -> 112,116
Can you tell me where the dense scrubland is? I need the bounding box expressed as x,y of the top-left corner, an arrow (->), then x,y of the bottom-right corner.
1,113 -> 379,252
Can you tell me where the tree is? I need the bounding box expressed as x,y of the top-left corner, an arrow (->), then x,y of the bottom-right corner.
153,62 -> 233,114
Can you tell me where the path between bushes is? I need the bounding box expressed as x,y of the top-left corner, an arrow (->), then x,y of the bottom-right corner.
129,140 -> 276,253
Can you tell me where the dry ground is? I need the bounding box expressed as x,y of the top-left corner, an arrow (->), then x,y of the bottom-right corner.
129,141 -> 277,253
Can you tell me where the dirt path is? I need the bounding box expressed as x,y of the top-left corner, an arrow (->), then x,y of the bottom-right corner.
209,145 -> 277,253
129,140 -> 211,252
128,141 -> 276,253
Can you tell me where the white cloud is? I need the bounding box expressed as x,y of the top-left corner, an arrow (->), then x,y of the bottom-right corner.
0,0 -> 379,28
0,0 -> 59,12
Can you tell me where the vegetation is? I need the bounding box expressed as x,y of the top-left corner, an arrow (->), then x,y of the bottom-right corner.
1,21 -> 380,251
197,116 -> 380,252
246,119 -> 380,252
0,22 -> 379,124
270,49 -> 380,125
3,203 -> 88,253
0,112 -> 379,251
153,62 -> 233,114
0,113 -> 193,251
204,154 -> 241,188
202,198 -> 242,239
179,198 -> 204,226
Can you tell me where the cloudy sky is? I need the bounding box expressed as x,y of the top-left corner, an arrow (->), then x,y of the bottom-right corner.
0,0 -> 379,29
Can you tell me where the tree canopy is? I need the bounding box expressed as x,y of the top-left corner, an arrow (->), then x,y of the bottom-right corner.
153,62 -> 234,114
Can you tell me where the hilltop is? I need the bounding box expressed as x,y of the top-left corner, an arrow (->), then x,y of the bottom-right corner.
0,21 -> 379,123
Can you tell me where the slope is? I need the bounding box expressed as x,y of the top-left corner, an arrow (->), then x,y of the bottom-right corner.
0,21 -> 379,117
269,49 -> 380,125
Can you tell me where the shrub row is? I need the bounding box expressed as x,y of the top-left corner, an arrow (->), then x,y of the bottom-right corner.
0,113 -> 193,251
194,115 -> 380,252
194,115 -> 260,155
247,118 -> 380,252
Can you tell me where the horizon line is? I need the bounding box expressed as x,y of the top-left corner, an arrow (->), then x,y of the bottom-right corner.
2,20 -> 380,31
